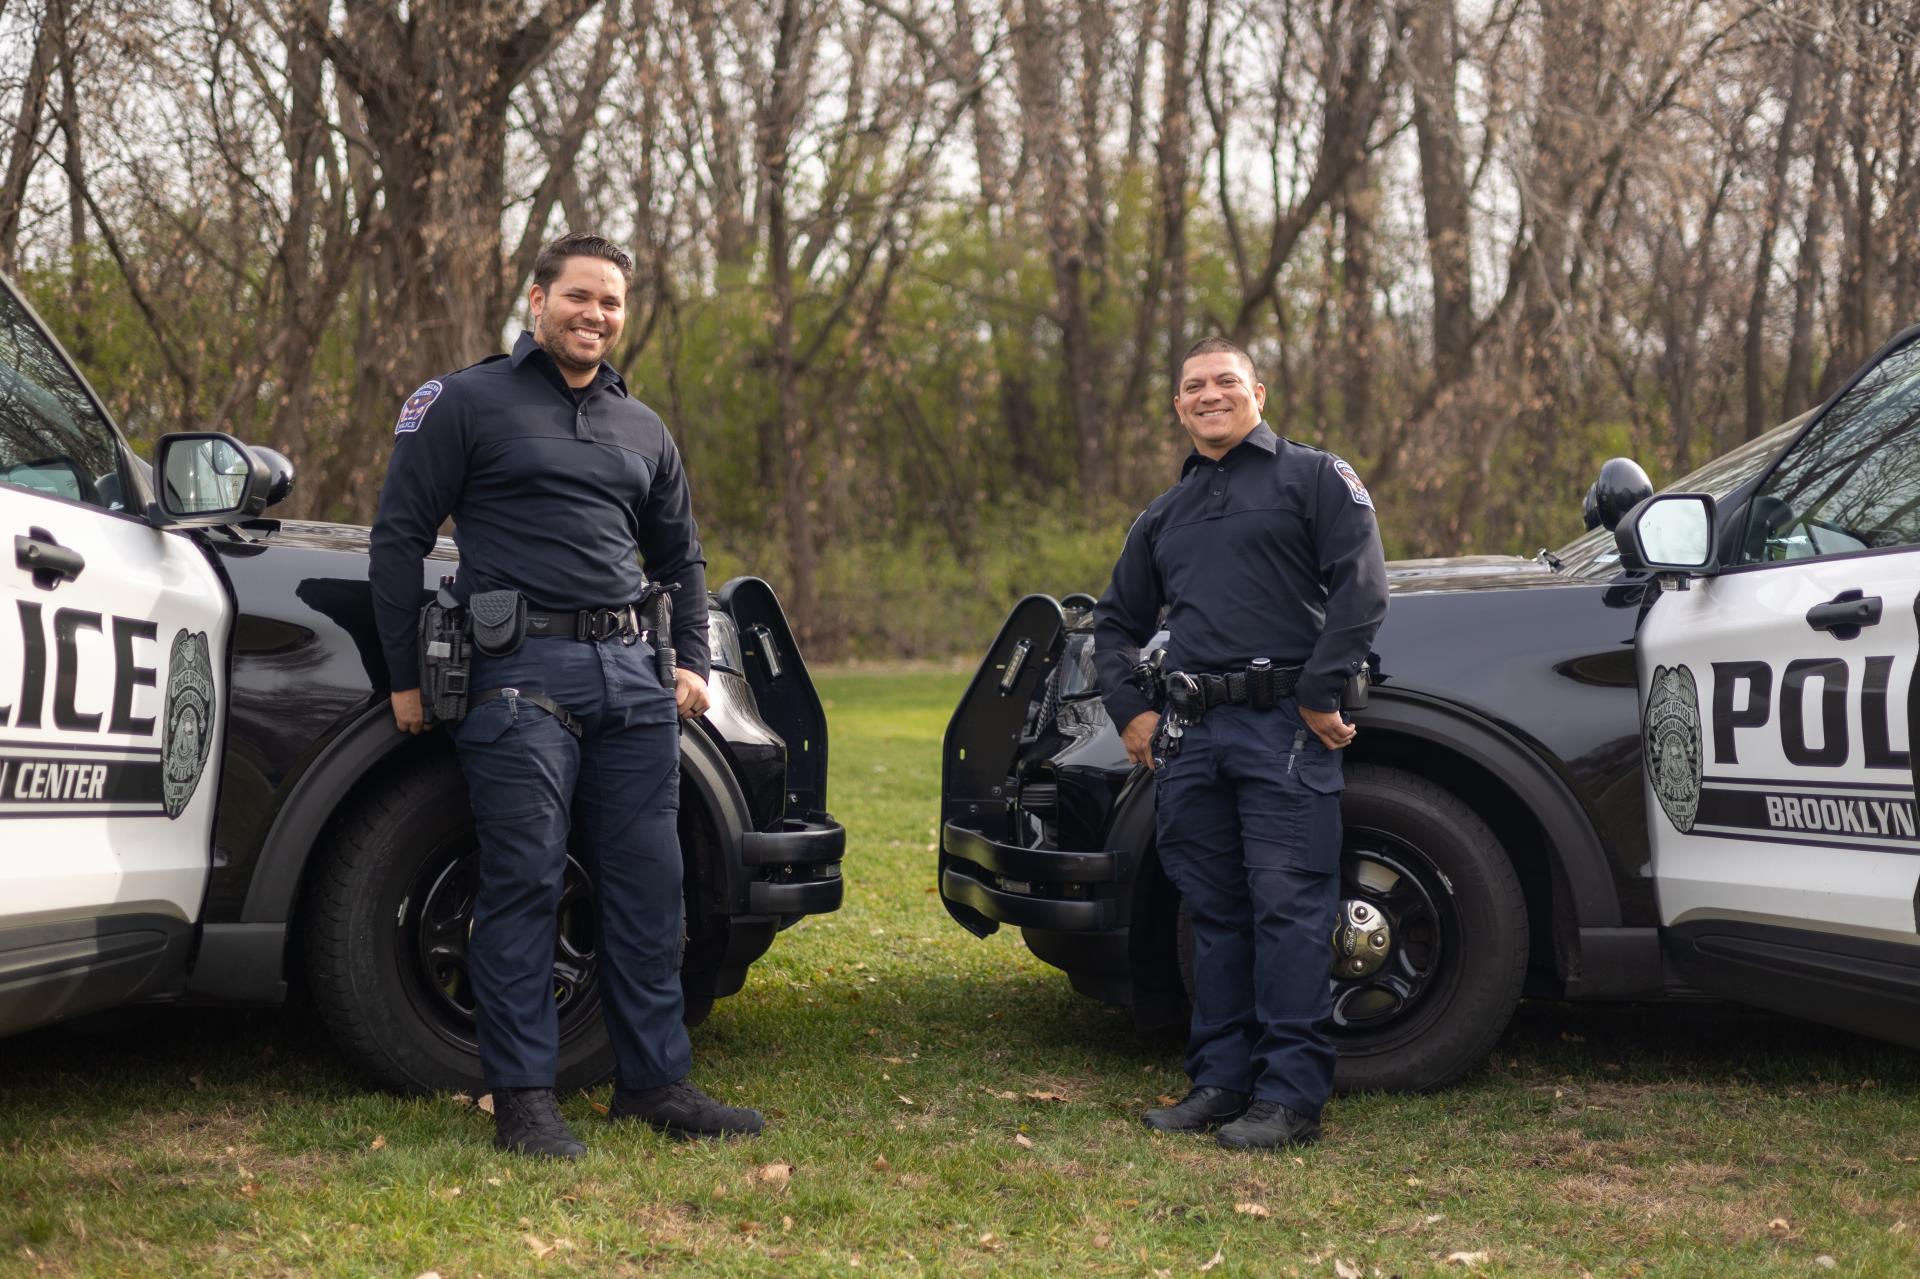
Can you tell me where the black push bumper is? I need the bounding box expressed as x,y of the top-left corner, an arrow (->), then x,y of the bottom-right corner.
742,815 -> 846,916
940,820 -> 1122,931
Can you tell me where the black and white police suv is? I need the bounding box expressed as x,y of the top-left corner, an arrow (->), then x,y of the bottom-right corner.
0,274 -> 845,1092
941,330 -> 1920,1092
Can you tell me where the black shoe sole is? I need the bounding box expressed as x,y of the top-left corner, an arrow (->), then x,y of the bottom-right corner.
1215,1126 -> 1320,1151
607,1111 -> 762,1141
492,1137 -> 585,1160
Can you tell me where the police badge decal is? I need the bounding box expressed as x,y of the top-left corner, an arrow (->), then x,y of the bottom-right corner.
162,629 -> 216,820
1644,664 -> 1703,833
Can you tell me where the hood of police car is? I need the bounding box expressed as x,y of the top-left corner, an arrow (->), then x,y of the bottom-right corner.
1385,553 -> 1572,595
264,518 -> 459,564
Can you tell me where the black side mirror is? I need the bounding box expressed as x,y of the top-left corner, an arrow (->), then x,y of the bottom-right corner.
250,446 -> 297,506
1616,493 -> 1718,576
149,432 -> 271,527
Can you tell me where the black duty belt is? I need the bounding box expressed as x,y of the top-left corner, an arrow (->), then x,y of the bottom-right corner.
526,605 -> 641,642
1165,663 -> 1302,720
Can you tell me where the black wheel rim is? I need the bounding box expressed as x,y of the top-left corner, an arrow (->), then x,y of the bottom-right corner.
1326,829 -> 1462,1055
398,841 -> 604,1051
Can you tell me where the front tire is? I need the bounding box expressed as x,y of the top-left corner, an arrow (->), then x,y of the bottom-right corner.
303,754 -> 616,1094
1175,762 -> 1527,1093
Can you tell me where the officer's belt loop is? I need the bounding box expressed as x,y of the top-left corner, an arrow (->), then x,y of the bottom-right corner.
469,686 -> 584,739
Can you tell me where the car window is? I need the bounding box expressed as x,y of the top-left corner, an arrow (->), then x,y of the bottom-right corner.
1737,337 -> 1920,564
0,285 -> 127,511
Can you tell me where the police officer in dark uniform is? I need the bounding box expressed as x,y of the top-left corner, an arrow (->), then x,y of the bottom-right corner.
1093,337 -> 1389,1150
370,233 -> 761,1158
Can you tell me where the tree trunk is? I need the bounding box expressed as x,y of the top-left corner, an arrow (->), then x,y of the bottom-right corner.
1743,38 -> 1808,439
1407,0 -> 1473,385
1783,78 -> 1834,419
0,3 -> 58,274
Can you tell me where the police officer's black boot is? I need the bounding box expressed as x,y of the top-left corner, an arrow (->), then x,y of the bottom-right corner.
1142,1085 -> 1251,1132
1215,1100 -> 1321,1151
607,1079 -> 764,1140
492,1087 -> 587,1159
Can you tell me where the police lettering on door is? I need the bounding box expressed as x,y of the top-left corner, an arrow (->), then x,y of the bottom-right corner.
0,601 -> 215,819
1645,653 -> 1916,853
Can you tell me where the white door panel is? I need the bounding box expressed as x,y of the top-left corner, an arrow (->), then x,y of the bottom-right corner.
1639,551 -> 1920,944
1,486 -> 229,926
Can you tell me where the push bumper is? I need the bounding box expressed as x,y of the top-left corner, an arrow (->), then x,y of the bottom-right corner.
742,816 -> 846,916
939,820 -> 1122,931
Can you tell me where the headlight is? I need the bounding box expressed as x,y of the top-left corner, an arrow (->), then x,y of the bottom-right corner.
1057,631 -> 1100,699
708,610 -> 746,673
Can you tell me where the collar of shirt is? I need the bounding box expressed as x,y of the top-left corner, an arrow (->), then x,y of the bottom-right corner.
1180,420 -> 1279,477
509,330 -> 629,400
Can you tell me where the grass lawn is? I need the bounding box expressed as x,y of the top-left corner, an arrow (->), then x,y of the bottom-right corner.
4,668 -> 1919,1277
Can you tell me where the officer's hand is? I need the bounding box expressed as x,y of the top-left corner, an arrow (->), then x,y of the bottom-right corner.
674,668 -> 710,719
1122,711 -> 1159,767
391,687 -> 427,735
1302,705 -> 1356,751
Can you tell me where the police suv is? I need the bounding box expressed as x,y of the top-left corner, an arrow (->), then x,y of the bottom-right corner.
0,275 -> 845,1092
941,330 -> 1920,1091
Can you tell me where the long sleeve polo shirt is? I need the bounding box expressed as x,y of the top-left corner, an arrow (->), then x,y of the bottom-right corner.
1093,423 -> 1388,724
369,331 -> 710,691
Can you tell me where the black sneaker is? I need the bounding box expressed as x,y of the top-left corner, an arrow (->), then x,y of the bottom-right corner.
491,1087 -> 586,1160
607,1079 -> 764,1140
1215,1100 -> 1321,1150
1142,1086 -> 1251,1132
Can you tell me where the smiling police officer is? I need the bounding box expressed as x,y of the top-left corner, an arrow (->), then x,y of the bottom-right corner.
369,232 -> 762,1158
1094,337 -> 1388,1151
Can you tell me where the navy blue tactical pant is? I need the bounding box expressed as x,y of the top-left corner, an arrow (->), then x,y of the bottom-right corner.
453,634 -> 690,1093
1154,700 -> 1343,1119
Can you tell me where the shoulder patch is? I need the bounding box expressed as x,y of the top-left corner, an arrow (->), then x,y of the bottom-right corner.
394,379 -> 444,435
1332,457 -> 1373,509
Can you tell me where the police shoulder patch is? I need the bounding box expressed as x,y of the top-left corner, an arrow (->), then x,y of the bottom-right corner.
1332,457 -> 1373,509
394,379 -> 445,435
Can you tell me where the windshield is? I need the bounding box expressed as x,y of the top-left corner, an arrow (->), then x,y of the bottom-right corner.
1552,414 -> 1810,578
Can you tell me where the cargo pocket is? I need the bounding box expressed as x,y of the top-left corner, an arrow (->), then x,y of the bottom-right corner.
1295,759 -> 1345,875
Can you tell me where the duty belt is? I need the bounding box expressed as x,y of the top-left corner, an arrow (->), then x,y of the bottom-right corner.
1164,662 -> 1302,721
526,605 -> 641,642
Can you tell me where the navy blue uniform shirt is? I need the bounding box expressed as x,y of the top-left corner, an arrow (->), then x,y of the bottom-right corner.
369,331 -> 709,691
1093,423 -> 1388,723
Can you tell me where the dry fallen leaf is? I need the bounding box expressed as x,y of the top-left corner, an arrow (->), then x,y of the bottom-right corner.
1233,1202 -> 1270,1219
1026,1090 -> 1069,1103
1093,1233 -> 1113,1249
866,1027 -> 882,1037
438,1186 -> 463,1201
896,1094 -> 917,1107
1445,1251 -> 1490,1267
486,1178 -> 503,1188
873,1155 -> 892,1172
1767,1218 -> 1792,1236
1815,1257 -> 1837,1270
523,1233 -> 554,1259
369,1135 -> 387,1151
1334,1260 -> 1362,1279
782,1215 -> 794,1230
476,1094 -> 495,1116
1013,1133 -> 1035,1149
755,1162 -> 794,1187
414,1272 -> 443,1279
1199,1249 -> 1226,1272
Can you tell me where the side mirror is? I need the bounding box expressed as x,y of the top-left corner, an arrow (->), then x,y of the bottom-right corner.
250,446 -> 296,506
1591,457 -> 1654,530
1616,493 -> 1718,575
149,432 -> 270,527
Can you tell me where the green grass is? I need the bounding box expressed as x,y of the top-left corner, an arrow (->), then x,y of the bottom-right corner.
4,669 -> 1919,1277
